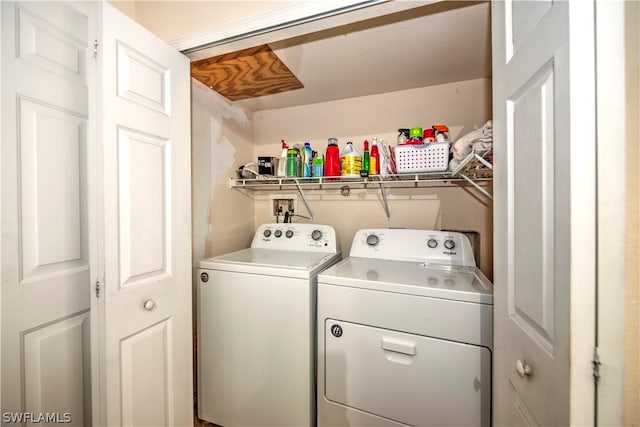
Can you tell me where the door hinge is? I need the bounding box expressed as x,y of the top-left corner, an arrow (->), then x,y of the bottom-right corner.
95,280 -> 101,298
93,39 -> 99,59
592,346 -> 602,384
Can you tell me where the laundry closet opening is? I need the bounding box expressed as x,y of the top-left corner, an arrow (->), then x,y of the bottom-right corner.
176,0 -> 495,279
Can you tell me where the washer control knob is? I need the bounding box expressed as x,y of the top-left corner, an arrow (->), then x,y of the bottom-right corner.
286,230 -> 294,239
366,234 -> 380,246
263,229 -> 272,238
311,230 -> 323,241
427,238 -> 438,248
444,239 -> 456,250
274,230 -> 282,238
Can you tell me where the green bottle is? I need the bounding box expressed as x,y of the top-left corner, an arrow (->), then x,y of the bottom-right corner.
286,148 -> 299,177
313,155 -> 324,177
361,140 -> 370,177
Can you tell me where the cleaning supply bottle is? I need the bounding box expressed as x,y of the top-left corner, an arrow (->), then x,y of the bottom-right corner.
370,137 -> 380,175
340,141 -> 362,177
277,140 -> 288,177
325,138 -> 340,176
286,147 -> 299,177
302,142 -> 313,177
313,153 -> 324,177
397,129 -> 409,145
362,140 -> 370,177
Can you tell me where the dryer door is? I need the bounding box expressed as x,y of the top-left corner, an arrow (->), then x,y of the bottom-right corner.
323,319 -> 491,426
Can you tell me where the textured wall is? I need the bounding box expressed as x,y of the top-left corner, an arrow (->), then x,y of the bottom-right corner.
191,79 -> 255,263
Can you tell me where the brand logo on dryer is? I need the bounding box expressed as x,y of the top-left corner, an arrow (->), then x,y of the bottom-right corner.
330,324 -> 343,338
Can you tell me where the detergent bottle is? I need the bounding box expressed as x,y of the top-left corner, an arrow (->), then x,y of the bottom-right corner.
340,141 -> 362,177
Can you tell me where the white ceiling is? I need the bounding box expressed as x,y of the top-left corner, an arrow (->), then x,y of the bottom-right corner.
232,1 -> 492,112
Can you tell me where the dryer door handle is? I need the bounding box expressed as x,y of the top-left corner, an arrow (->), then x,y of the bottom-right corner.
381,337 -> 416,356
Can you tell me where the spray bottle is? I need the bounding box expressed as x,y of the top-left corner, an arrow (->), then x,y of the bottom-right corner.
277,140 -> 288,177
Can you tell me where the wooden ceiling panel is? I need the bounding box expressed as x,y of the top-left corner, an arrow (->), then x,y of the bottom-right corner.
190,44 -> 303,101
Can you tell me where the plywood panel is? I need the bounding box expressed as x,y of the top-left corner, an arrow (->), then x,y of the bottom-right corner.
190,45 -> 303,101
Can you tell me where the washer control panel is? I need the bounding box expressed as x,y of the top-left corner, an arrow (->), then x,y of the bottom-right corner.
350,229 -> 475,267
252,223 -> 340,252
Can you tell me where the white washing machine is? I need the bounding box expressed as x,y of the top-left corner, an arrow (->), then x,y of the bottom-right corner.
197,223 -> 341,427
317,229 -> 493,427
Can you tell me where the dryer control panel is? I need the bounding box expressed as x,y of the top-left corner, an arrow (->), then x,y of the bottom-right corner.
251,223 -> 340,253
349,229 -> 475,266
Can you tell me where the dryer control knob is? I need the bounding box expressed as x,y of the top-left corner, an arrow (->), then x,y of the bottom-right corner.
366,234 -> 380,246
444,239 -> 456,250
286,230 -> 294,238
274,230 -> 282,238
311,230 -> 323,241
263,229 -> 272,238
427,238 -> 438,248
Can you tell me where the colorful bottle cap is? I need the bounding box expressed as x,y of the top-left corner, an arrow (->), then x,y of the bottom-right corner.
409,127 -> 423,138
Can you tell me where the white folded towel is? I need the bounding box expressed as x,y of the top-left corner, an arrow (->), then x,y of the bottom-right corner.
450,120 -> 493,162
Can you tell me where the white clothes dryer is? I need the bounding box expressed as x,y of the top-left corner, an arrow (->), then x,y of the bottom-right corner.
317,229 -> 493,427
198,223 -> 341,427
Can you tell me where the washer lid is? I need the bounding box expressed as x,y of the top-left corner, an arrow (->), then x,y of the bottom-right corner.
199,248 -> 342,278
318,257 -> 493,304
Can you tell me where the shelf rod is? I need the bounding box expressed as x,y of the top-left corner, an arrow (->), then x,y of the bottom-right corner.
294,179 -> 314,219
379,182 -> 391,221
474,153 -> 493,170
459,173 -> 493,201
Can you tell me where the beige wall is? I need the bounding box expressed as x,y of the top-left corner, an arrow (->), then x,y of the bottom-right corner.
108,0 -> 136,19
107,1 -> 294,41
251,78 -> 494,278
625,1 -> 640,424
191,79 -> 255,262
252,78 -> 492,152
